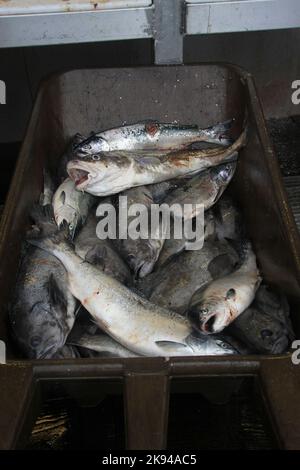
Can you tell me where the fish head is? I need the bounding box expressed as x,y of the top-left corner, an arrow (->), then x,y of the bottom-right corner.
189,286 -> 239,335
208,337 -> 237,355
236,306 -> 291,354
190,300 -> 230,335
211,160 -> 237,187
187,333 -> 237,355
16,301 -> 67,359
67,154 -> 128,195
74,135 -> 110,157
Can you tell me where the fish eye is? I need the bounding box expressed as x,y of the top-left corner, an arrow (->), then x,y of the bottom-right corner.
92,154 -> 101,161
261,329 -> 273,339
226,288 -> 236,300
30,336 -> 42,348
199,307 -> 209,316
216,340 -> 228,349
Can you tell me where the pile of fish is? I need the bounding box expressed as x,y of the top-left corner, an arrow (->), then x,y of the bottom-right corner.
9,120 -> 295,359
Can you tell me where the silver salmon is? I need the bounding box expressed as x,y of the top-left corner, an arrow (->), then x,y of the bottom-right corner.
27,229 -> 237,357
164,161 -> 237,220
188,241 -> 261,334
74,119 -> 234,157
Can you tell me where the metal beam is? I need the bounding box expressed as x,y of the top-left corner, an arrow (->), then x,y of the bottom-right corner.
0,7 -> 153,48
153,0 -> 185,64
186,0 -> 300,35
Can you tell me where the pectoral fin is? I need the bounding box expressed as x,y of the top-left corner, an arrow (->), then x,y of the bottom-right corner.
155,340 -> 190,355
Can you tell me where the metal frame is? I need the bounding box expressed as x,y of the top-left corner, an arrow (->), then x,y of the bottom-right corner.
0,1 -> 300,64
1,355 -> 300,449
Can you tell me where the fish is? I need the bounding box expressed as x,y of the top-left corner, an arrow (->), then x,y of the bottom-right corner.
73,120 -> 234,157
156,210 -> 216,268
52,177 -> 95,239
69,332 -> 140,358
228,284 -> 294,354
69,331 -> 239,357
27,228 -> 238,357
67,129 -> 246,196
164,161 -> 237,220
75,212 -> 131,284
188,241 -> 261,334
138,237 -> 239,314
112,185 -> 166,278
9,244 -> 77,359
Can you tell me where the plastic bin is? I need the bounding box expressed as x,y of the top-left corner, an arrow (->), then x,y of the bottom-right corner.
0,65 -> 300,450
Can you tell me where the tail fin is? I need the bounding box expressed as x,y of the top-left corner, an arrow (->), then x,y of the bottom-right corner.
27,214 -> 72,256
203,119 -> 235,146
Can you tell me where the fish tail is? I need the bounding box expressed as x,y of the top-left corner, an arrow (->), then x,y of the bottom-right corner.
219,127 -> 247,160
30,203 -> 56,232
203,119 -> 235,146
27,215 -> 73,256
226,238 -> 259,274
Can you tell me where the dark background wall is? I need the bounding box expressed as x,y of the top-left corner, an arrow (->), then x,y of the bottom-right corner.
0,28 -> 300,143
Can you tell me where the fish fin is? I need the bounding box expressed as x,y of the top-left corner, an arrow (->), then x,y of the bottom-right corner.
155,340 -> 190,354
213,185 -> 226,204
208,118 -> 234,133
47,274 -> 67,310
203,119 -> 235,145
138,155 -> 163,167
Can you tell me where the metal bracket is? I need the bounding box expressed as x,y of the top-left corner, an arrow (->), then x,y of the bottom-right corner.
124,371 -> 170,450
153,0 -> 185,65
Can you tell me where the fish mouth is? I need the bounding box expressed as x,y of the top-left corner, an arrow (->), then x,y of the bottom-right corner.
200,313 -> 227,335
67,162 -> 91,189
201,314 -> 217,334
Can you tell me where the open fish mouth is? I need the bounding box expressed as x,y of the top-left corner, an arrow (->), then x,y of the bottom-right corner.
200,312 -> 227,335
67,164 -> 90,189
201,314 -> 217,334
